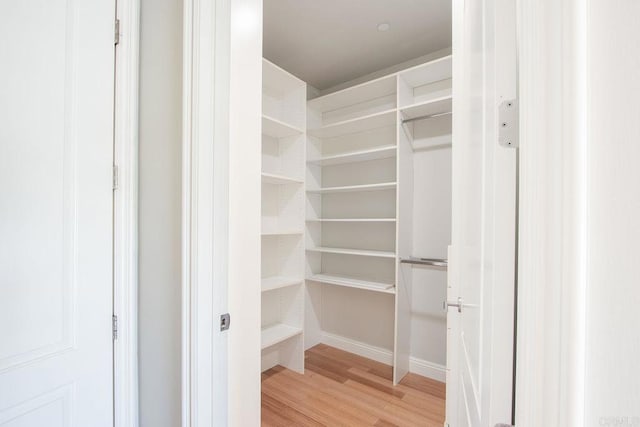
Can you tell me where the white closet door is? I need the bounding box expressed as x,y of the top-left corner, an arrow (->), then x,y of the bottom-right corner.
0,1 -> 115,425
446,0 -> 517,425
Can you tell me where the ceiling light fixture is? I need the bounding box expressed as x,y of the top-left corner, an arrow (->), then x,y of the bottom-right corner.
377,22 -> 390,32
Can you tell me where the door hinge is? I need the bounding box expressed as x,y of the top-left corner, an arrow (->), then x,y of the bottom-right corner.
112,315 -> 118,340
113,165 -> 119,190
220,313 -> 231,331
114,19 -> 120,45
498,98 -> 519,148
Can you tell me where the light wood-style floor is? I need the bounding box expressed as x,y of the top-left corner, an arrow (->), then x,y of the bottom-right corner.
261,344 -> 446,426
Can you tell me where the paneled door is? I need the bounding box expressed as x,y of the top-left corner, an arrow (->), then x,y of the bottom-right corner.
446,0 -> 517,425
0,1 -> 116,426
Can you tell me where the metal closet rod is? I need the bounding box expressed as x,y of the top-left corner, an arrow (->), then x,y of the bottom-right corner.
400,257 -> 448,268
401,111 -> 452,124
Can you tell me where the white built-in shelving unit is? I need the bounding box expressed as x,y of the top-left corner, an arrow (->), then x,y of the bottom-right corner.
260,59 -> 306,373
305,54 -> 453,384
260,54 -> 452,384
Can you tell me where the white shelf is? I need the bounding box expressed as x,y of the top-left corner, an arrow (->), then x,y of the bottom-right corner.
262,115 -> 304,138
399,55 -> 453,88
306,218 -> 396,223
261,172 -> 304,185
261,324 -> 303,350
308,74 -> 397,113
307,182 -> 396,194
262,276 -> 303,292
308,109 -> 397,139
400,95 -> 452,121
307,273 -> 395,294
261,230 -> 303,236
306,246 -> 396,259
263,59 -> 305,96
307,145 -> 396,166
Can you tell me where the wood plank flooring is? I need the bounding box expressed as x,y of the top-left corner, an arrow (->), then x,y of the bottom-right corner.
261,344 -> 446,426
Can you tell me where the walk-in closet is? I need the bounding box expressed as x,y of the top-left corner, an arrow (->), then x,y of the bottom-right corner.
260,1 -> 453,424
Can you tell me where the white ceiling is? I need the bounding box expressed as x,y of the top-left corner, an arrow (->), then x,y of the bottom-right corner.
263,0 -> 452,90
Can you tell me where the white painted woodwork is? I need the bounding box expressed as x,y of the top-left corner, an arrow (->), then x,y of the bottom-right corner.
446,0 -> 517,425
307,145 -> 397,166
303,53 -> 454,387
261,173 -> 304,185
113,1 -> 140,425
400,96 -> 452,120
307,110 -> 397,139
261,324 -> 304,350
393,110 -> 415,384
585,1 -> 640,423
307,182 -> 397,194
307,274 -> 395,294
261,59 -> 307,374
0,1 -> 115,425
261,276 -> 303,293
516,1 -> 640,425
306,247 -> 396,258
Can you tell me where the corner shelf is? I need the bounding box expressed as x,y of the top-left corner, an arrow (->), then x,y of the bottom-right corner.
261,276 -> 303,292
306,246 -> 396,259
261,324 -> 303,350
307,273 -> 395,294
262,115 -> 305,138
307,145 -> 396,166
261,172 -> 304,185
306,182 -> 396,194
261,230 -> 303,236
306,218 -> 396,223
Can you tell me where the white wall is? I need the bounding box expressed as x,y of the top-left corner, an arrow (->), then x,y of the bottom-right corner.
410,147 -> 451,368
138,0 -> 182,426
585,0 -> 640,423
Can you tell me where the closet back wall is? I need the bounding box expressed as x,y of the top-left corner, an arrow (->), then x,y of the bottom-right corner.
411,147 -> 451,369
138,0 -> 183,426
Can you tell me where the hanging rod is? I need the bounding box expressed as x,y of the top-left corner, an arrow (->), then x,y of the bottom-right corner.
401,111 -> 452,124
400,257 -> 448,268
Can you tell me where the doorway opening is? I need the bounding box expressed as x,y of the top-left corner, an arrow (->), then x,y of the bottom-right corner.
259,2 -> 453,424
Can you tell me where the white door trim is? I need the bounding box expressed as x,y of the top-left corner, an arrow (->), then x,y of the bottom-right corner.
182,0 -> 234,425
113,0 -> 141,425
182,0 -> 263,425
515,0 -> 588,425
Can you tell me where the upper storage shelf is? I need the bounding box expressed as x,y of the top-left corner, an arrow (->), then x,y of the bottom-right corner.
398,55 -> 452,111
307,75 -> 397,131
263,59 -> 306,131
307,109 -> 396,139
400,95 -> 452,121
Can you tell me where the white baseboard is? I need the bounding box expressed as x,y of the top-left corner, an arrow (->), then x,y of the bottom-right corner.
320,332 -> 446,383
321,332 -> 393,365
409,356 -> 446,382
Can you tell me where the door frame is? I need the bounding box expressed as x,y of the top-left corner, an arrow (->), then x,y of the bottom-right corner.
113,0 -> 141,425
181,0 -> 589,425
515,0 -> 588,425
182,0 -> 263,425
